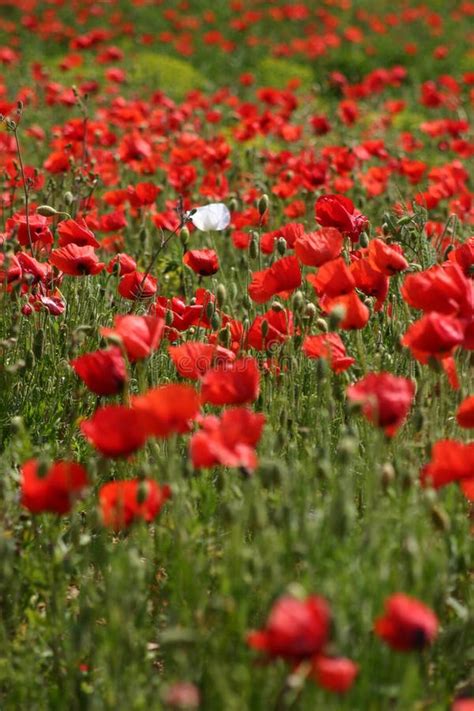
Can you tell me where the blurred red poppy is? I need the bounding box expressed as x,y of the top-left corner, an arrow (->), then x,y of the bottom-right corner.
190,407 -> 265,470
132,383 -> 200,437
71,347 -> 127,395
200,357 -> 260,405
420,439 -> 474,499
303,333 -> 355,373
247,595 -> 330,661
347,372 -> 415,436
456,395 -> 474,428
80,405 -> 149,458
374,594 -> 438,651
21,459 -> 88,514
99,479 -> 171,529
101,315 -> 164,362
311,656 -> 358,693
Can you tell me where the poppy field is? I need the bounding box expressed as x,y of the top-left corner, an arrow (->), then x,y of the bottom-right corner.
0,0 -> 473,708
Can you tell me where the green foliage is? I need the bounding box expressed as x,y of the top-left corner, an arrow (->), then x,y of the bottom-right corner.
257,57 -> 314,91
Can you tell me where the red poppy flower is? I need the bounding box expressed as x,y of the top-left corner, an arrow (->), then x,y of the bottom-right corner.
183,249 -> 219,276
71,347 -> 127,396
168,342 -> 234,379
200,357 -> 260,405
456,395 -> 474,428
311,656 -> 358,693
401,312 -> 465,362
132,384 -> 200,437
315,194 -> 368,243
367,239 -> 408,275
347,372 -> 415,436
374,594 -> 439,651
452,699 -> 474,711
295,228 -> 343,267
303,333 -> 355,373
7,213 -> 53,247
320,291 -> 370,330
190,407 -> 265,470
99,479 -> 171,530
50,244 -> 104,276
247,309 -> 294,351
247,595 -> 330,661
248,256 -> 301,304
21,459 -> 88,514
80,405 -> 149,458
307,257 -> 355,298
401,264 -> 473,318
101,315 -> 164,362
107,253 -> 137,276
350,257 -> 389,311
420,439 -> 474,499
118,271 -> 157,300
57,218 -> 100,248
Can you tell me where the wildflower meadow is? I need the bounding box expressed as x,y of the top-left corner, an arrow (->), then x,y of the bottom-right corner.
0,0 -> 473,708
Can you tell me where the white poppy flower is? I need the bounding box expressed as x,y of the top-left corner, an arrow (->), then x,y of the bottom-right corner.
189,203 -> 231,231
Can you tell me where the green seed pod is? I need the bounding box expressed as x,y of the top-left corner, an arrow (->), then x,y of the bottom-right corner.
64,191 -> 74,206
261,319 -> 269,337
216,284 -> 226,307
165,309 -> 174,326
276,237 -> 287,255
136,481 -> 149,505
271,301 -> 284,312
258,194 -> 269,216
33,329 -> 44,359
305,303 -> 317,321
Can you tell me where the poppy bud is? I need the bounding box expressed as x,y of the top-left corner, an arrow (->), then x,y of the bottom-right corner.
276,237 -> 287,255
21,303 -> 33,316
315,317 -> 328,332
136,480 -> 149,505
180,226 -> 190,248
139,225 -> 148,245
211,312 -> 221,331
382,223 -> 391,236
292,290 -> 304,312
249,234 -> 259,259
10,415 -> 24,435
218,325 -> 231,347
358,232 -> 370,248
271,301 -> 284,312
205,300 -> 215,321
305,303 -> 317,321
229,282 -> 238,301
430,505 -> 450,532
397,215 -> 412,226
258,194 -> 269,216
216,284 -> 226,307
36,205 -> 58,217
242,294 -> 252,310
261,319 -> 269,337
381,462 -> 395,490
33,329 -> 44,358
165,309 -> 174,326
25,350 -> 35,370
328,305 -> 346,331
64,191 -> 74,206
229,197 -> 239,213
37,458 -> 50,479
337,435 -> 358,464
